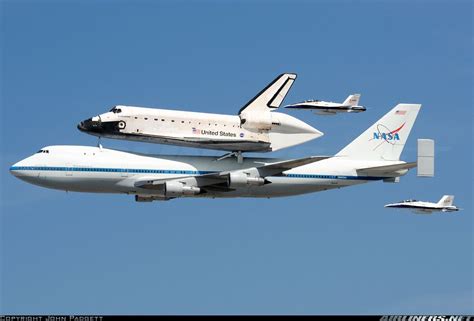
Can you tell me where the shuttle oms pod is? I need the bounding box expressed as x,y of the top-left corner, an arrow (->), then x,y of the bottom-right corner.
78,73 -> 323,153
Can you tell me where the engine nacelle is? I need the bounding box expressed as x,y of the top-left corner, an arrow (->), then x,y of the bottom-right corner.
135,195 -> 154,202
239,111 -> 272,131
135,195 -> 171,202
227,172 -> 266,188
164,181 -> 201,197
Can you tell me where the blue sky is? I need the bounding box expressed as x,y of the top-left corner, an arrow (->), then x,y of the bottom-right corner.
1,0 -> 472,315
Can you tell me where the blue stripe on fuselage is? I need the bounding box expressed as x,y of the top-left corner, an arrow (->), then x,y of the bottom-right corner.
9,166 -> 385,181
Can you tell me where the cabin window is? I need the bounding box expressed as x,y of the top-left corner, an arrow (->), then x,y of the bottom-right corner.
181,121 -> 184,124
154,118 -> 158,121
144,117 -> 148,120
109,107 -> 122,113
161,119 -> 165,121
134,117 -> 138,119
171,120 -> 175,122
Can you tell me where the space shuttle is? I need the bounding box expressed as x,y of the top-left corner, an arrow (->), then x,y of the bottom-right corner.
285,94 -> 366,115
78,73 -> 323,155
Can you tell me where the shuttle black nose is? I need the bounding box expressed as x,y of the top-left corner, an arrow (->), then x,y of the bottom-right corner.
77,117 -> 102,133
77,117 -> 123,135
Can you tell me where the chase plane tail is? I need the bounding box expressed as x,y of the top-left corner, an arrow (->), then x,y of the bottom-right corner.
343,94 -> 361,106
437,195 -> 454,207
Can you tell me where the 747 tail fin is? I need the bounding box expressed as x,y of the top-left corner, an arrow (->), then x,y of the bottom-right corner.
336,103 -> 421,161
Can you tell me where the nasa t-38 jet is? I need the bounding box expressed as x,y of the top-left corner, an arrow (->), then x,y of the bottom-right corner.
11,103 -> 425,202
77,73 -> 323,157
285,94 -> 366,115
385,195 -> 460,214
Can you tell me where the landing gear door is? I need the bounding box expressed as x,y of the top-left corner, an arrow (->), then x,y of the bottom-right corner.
120,166 -> 129,178
66,163 -> 73,176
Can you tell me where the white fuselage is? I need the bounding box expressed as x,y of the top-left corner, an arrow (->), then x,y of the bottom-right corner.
384,201 -> 459,213
78,106 -> 323,152
11,145 -> 402,200
285,101 -> 366,115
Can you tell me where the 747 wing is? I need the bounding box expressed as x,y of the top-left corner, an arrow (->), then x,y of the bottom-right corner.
134,156 -> 329,193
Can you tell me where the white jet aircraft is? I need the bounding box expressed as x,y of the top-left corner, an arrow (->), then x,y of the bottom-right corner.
11,103 -> 421,202
285,94 -> 366,115
78,73 -> 323,157
385,195 -> 460,214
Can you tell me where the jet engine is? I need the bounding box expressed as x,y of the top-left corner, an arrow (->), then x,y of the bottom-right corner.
164,181 -> 201,197
227,172 -> 266,188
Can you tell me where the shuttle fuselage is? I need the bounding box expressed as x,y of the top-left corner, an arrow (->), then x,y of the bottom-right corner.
78,106 -> 323,152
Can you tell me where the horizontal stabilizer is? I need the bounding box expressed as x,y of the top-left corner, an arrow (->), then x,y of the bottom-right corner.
356,162 -> 417,177
256,156 -> 329,170
255,156 -> 329,175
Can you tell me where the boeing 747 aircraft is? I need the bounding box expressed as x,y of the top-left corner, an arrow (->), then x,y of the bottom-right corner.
78,73 -> 323,155
385,195 -> 460,214
12,103 -> 421,201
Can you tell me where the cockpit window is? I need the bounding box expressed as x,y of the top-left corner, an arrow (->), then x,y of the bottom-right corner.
109,106 -> 122,114
36,149 -> 49,154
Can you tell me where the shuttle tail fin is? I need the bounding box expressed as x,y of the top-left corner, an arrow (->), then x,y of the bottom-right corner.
437,195 -> 454,206
238,73 -> 297,114
335,104 -> 421,161
343,94 -> 361,106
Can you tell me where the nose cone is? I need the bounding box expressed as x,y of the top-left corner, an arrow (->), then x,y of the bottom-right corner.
77,117 -> 102,134
77,116 -> 121,136
10,161 -> 22,177
10,158 -> 31,179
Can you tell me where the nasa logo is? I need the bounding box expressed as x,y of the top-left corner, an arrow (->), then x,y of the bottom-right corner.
373,132 -> 400,141
239,133 -> 244,138
372,123 -> 405,142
